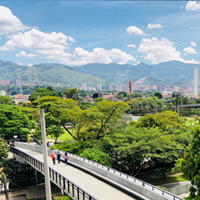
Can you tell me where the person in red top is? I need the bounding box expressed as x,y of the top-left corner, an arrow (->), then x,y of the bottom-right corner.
51,152 -> 56,165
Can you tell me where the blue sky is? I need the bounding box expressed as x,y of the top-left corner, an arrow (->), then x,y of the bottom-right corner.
0,1 -> 200,67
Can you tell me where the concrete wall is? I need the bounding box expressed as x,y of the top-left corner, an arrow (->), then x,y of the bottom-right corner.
15,142 -> 182,200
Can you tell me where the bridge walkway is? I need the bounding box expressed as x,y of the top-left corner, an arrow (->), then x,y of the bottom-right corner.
13,147 -> 142,200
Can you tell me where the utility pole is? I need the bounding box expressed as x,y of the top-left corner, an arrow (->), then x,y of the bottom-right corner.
40,109 -> 52,200
2,173 -> 10,200
178,94 -> 179,116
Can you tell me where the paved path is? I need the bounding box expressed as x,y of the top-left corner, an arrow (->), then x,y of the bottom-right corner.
15,147 -> 140,200
161,181 -> 191,190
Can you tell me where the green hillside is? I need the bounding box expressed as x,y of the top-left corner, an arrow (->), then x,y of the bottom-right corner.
72,61 -> 200,85
0,60 -> 110,86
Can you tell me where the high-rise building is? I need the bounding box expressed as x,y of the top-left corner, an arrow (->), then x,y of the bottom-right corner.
194,68 -> 198,99
16,78 -> 24,86
157,83 -> 165,91
122,86 -> 127,91
96,84 -> 102,90
81,83 -> 87,90
107,85 -> 113,90
127,81 -> 133,94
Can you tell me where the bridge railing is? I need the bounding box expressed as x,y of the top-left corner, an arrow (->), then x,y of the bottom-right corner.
55,149 -> 183,200
10,146 -> 97,200
171,103 -> 200,108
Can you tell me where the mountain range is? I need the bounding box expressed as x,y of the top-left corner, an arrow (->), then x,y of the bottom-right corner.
0,59 -> 200,86
0,60 -> 109,87
72,61 -> 200,86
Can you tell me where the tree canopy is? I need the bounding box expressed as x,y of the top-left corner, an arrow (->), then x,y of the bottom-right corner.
0,104 -> 31,140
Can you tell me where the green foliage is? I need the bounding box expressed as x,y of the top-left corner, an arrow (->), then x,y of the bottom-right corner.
103,126 -> 157,176
136,111 -> 185,132
117,91 -> 127,99
79,148 -> 110,166
154,92 -> 163,99
127,96 -> 163,115
19,107 -> 40,121
0,95 -> 14,105
0,104 -> 31,140
47,125 -> 64,143
0,138 -> 9,159
128,93 -> 142,98
63,88 -> 79,100
52,140 -> 96,155
149,134 -> 184,179
29,87 -> 56,102
180,126 -> 200,197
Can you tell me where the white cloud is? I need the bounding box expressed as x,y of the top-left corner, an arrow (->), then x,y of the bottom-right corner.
191,26 -> 200,30
137,37 -> 198,64
16,51 -> 37,58
0,28 -> 137,65
127,26 -> 146,35
147,23 -> 163,29
183,46 -> 198,54
17,62 -> 22,65
27,63 -> 33,67
127,44 -> 137,48
190,41 -> 197,47
185,1 -> 200,11
0,29 -> 75,61
184,59 -> 199,64
0,6 -> 29,35
68,47 -> 137,65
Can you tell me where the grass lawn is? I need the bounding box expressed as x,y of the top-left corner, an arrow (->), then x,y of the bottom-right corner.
137,168 -> 188,186
184,117 -> 199,126
47,129 -> 73,142
184,196 -> 200,200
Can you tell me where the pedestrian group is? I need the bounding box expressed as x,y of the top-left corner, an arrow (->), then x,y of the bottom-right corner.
51,151 -> 68,165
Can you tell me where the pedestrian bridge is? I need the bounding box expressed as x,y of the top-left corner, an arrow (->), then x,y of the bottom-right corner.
10,142 -> 183,200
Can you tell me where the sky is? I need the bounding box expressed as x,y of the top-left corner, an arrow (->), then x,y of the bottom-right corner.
0,1 -> 200,67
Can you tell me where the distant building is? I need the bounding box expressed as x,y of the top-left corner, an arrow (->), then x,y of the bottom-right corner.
0,80 -> 9,86
96,84 -> 102,90
13,94 -> 29,104
157,83 -> 165,91
0,90 -> 7,96
81,83 -> 87,90
16,78 -> 24,86
122,86 -> 127,91
107,85 -> 113,90
93,92 -> 103,99
127,81 -> 134,94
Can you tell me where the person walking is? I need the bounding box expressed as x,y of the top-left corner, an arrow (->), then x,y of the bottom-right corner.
57,151 -> 61,164
51,152 -> 56,165
65,152 -> 68,166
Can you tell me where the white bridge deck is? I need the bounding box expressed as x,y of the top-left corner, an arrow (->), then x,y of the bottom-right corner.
13,147 -> 141,200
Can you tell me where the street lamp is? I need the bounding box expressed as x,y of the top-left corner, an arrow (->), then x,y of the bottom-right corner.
13,135 -> 17,142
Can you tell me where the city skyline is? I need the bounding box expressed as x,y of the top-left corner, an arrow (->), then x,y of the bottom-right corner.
0,1 -> 200,67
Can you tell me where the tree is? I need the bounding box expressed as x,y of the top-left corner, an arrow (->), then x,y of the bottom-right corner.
0,95 -> 14,105
180,126 -> 200,197
29,87 -> 56,102
47,125 -> 64,143
0,138 -> 9,159
79,148 -> 110,166
95,101 -> 129,138
136,111 -> 185,132
0,105 -> 31,140
63,88 -> 79,100
103,126 -> 157,176
154,92 -> 163,99
149,135 -> 184,179
117,91 -> 127,99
